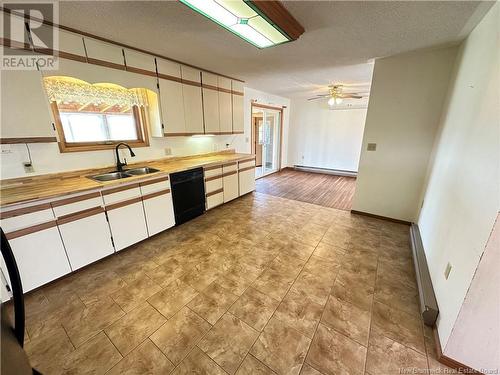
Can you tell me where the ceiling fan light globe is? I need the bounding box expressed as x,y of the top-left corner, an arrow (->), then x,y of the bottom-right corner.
327,97 -> 335,106
335,97 -> 343,104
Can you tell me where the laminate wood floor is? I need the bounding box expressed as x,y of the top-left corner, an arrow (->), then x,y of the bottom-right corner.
255,169 -> 357,210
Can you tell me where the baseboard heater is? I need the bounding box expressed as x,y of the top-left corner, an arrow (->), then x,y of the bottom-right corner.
410,224 -> 439,326
293,165 -> 357,177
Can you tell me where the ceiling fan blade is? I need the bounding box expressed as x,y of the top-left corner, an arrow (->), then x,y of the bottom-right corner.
307,96 -> 328,101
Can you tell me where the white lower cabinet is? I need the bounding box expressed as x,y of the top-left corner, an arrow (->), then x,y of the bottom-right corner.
239,159 -> 256,196
142,191 -> 175,236
6,224 -> 71,292
206,191 -> 224,210
106,199 -> 148,251
223,163 -> 239,203
57,207 -> 114,270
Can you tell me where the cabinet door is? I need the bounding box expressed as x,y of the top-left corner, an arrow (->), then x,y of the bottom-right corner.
106,199 -> 148,251
124,49 -> 157,73
223,163 -> 239,203
231,80 -> 244,133
6,223 -> 71,292
206,191 -> 224,210
158,78 -> 186,135
57,207 -> 114,270
1,60 -> 55,139
84,38 -> 125,67
201,72 -> 219,134
239,168 -> 256,196
140,177 -> 175,236
181,66 -> 204,134
218,77 -> 233,134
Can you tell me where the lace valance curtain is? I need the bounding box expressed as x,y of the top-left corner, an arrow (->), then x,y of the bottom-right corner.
43,77 -> 149,108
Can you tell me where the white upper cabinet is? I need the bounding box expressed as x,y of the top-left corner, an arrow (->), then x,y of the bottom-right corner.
32,24 -> 86,59
157,59 -> 186,135
232,80 -> 244,133
84,38 -> 125,67
124,49 -> 157,73
201,72 -> 220,134
181,66 -> 204,134
6,13 -> 30,47
1,51 -> 55,139
218,76 -> 233,134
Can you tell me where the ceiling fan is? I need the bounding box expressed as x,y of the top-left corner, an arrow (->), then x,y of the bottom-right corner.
308,84 -> 368,106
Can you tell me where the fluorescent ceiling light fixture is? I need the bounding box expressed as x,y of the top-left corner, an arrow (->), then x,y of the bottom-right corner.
179,0 -> 303,48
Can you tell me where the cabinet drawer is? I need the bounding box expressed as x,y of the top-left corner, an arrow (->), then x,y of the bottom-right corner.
222,163 -> 238,174
204,165 -> 223,178
206,190 -> 223,210
140,176 -> 171,195
52,191 -> 103,217
239,159 -> 256,169
0,203 -> 55,233
205,177 -> 223,193
102,184 -> 141,205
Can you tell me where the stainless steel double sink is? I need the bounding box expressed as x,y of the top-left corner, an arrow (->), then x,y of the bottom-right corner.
89,167 -> 160,182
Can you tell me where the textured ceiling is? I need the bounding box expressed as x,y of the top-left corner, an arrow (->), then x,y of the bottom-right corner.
58,1 -> 492,98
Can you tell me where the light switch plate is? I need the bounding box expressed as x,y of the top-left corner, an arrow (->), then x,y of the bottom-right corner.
164,148 -> 172,155
367,143 -> 377,151
444,262 -> 452,280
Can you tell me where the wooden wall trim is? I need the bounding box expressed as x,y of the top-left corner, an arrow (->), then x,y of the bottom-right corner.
0,7 -> 244,83
0,137 -> 58,144
139,176 -> 169,187
86,57 -> 126,71
51,191 -> 101,207
142,188 -> 170,201
0,203 -> 52,220
350,210 -> 412,226
105,196 -> 143,211
125,66 -> 157,78
206,188 -> 223,197
5,220 -> 57,240
56,206 -> 104,225
158,73 -> 182,83
239,166 -> 255,173
101,183 -> 140,196
35,47 -> 87,63
433,328 -> 482,374
232,91 -> 244,96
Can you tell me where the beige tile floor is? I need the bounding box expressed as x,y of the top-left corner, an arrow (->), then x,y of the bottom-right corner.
20,192 -> 455,374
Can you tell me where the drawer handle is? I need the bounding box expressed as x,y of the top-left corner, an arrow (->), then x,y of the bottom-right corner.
5,220 -> 57,240
57,206 -> 105,225
142,189 -> 171,201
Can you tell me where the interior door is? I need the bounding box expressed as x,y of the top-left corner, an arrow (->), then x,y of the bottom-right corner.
261,109 -> 281,176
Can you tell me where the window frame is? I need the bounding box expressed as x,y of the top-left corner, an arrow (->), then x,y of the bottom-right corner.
50,102 -> 150,153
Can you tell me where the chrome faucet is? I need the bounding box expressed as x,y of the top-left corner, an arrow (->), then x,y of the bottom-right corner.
115,143 -> 136,172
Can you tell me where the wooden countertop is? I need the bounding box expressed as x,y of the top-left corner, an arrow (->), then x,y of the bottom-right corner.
0,151 -> 255,208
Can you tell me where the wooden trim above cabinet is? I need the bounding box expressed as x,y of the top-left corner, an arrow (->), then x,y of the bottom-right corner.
239,166 -> 255,173
125,66 -> 157,78
232,91 -> 244,96
101,183 -> 140,196
106,196 -> 143,211
51,191 -> 101,207
206,188 -> 223,197
86,57 -> 126,71
139,176 -> 169,187
0,203 -> 52,220
56,206 -> 104,225
0,137 -> 58,144
142,188 -> 171,201
202,83 -> 218,91
5,220 -> 57,240
34,47 -> 87,63
164,132 -> 199,137
158,73 -> 183,83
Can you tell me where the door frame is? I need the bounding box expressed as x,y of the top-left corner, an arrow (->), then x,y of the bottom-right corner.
250,101 -> 284,179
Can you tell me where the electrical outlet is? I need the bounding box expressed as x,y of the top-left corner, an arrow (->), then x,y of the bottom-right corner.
1,149 -> 12,154
164,148 -> 172,155
444,262 -> 452,280
367,143 -> 377,151
23,162 -> 34,173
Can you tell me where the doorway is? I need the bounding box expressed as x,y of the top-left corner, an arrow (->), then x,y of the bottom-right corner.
251,103 -> 283,179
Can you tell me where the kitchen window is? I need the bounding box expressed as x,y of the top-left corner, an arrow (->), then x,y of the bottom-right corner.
44,76 -> 152,152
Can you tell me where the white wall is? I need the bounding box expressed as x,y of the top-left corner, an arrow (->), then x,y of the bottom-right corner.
352,46 -> 458,222
0,87 -> 290,179
288,99 -> 366,172
243,87 -> 291,167
417,3 -> 500,358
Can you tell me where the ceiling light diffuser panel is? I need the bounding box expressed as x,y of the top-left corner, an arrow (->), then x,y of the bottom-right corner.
179,0 -> 302,48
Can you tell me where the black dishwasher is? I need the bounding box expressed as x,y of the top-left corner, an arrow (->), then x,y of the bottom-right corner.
170,167 -> 206,225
